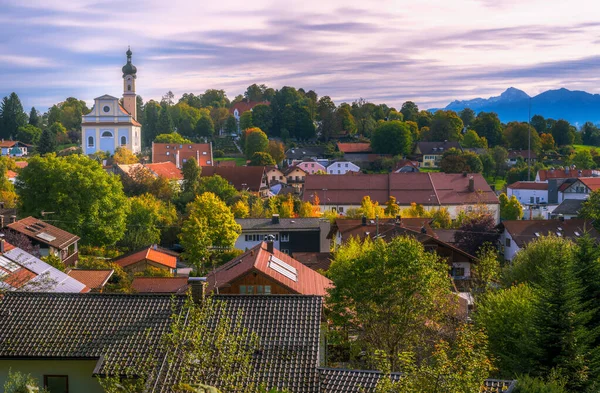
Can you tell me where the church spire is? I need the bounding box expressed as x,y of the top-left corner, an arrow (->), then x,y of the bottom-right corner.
122,46 -> 137,78
122,47 -> 137,120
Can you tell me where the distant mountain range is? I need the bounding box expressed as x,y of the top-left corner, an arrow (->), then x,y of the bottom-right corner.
436,87 -> 600,126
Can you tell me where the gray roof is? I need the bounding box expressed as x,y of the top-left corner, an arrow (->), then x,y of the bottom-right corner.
237,218 -> 323,231
286,147 -> 326,160
552,199 -> 584,216
415,141 -> 462,155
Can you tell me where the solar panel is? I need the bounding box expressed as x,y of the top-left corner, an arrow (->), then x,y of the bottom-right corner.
36,232 -> 57,242
0,256 -> 20,272
268,255 -> 297,282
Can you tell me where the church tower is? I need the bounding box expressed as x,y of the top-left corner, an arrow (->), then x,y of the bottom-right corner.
122,47 -> 137,120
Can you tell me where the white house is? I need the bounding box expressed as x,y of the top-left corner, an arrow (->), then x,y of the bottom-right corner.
297,161 -> 327,175
327,161 -> 360,175
559,177 -> 600,202
507,182 -> 548,205
82,48 -> 141,155
0,141 -> 29,157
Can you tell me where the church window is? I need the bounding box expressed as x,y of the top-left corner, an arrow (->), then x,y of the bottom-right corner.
121,136 -> 127,145
101,131 -> 113,138
128,85 -> 131,91
166,152 -> 170,156
88,136 -> 94,147
103,106 -> 110,113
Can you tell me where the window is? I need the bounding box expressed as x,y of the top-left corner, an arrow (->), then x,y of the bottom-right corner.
338,163 -> 341,167
264,285 -> 271,294
505,238 -> 511,247
103,105 -> 110,113
44,375 -> 68,393
451,267 -> 466,277
182,159 -> 187,163
272,176 -> 276,180
311,163 -> 314,168
281,234 -> 289,242
247,285 -> 254,293
530,196 -> 534,204
536,197 -> 540,203
279,176 -> 283,180
281,249 -> 290,255
339,207 -> 344,213
166,152 -> 170,156
128,85 -> 131,91
120,136 -> 126,146
166,145 -> 170,149
345,163 -> 348,168
338,170 -> 340,174
256,285 -> 264,294
240,285 -> 247,294
87,136 -> 94,147
101,131 -> 113,138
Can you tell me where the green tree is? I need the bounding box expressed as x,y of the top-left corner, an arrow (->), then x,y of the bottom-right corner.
384,196 -> 401,217
121,194 -> 176,251
371,120 -> 412,155
251,104 -> 273,135
459,108 -> 476,128
231,199 -> 250,218
3,369 -> 48,393
504,122 -> 541,152
551,119 -> 575,147
473,112 -> 503,147
267,140 -> 285,165
0,92 -> 27,139
16,124 -> 42,145
541,133 -> 555,151
531,114 -> 547,135
249,152 -> 275,166
499,193 -> 524,220
428,110 -> 463,142
326,236 -> 458,370
198,174 -> 238,203
154,133 -> 192,144
480,153 -> 495,177
28,106 -> 40,127
491,146 -> 508,178
200,89 -> 230,108
16,154 -> 129,246
195,115 -> 215,137
180,192 -> 241,273
582,122 -> 600,146
37,128 -> 57,155
157,104 -> 174,134
462,129 -> 487,148
244,128 -> 269,159
225,115 -> 238,134
571,150 -> 595,169
142,100 -> 161,147
182,158 -> 201,195
400,101 -> 419,122
239,111 -> 253,131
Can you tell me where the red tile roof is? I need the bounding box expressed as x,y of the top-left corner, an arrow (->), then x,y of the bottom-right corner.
201,166 -> 266,192
206,242 -> 333,296
337,143 -> 372,154
229,101 -> 269,115
329,218 -> 435,243
292,252 -> 332,271
144,162 -> 183,180
6,170 -> 17,179
14,161 -> 28,169
113,246 -> 177,269
579,177 -> 600,191
303,173 -> 498,206
507,182 -> 548,190
7,216 -> 80,250
67,269 -> 114,290
501,219 -> 600,248
152,142 -> 213,167
537,168 -> 597,181
132,277 -> 189,293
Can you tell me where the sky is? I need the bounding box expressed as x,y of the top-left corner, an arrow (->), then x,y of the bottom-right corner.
1,0 -> 600,112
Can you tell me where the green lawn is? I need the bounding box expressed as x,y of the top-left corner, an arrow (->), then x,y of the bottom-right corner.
419,167 -> 440,173
215,157 -> 247,166
485,176 -> 506,192
573,144 -> 598,152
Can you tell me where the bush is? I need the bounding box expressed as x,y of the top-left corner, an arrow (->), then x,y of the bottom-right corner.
213,150 -> 225,158
514,374 -> 568,393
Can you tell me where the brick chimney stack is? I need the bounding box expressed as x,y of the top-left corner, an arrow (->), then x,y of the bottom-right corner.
188,277 -> 207,303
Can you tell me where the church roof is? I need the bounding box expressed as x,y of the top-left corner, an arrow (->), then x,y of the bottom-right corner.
122,47 -> 137,77
94,94 -> 120,101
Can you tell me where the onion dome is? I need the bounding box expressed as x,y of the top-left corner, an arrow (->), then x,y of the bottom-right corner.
122,46 -> 137,77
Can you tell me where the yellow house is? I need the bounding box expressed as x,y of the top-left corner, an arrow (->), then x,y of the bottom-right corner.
414,141 -> 462,168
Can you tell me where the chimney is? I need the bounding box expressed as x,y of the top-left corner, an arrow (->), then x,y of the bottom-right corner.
0,201 -> 4,209
265,235 -> 275,253
196,150 -> 200,165
565,166 -> 570,175
176,150 -> 180,168
9,215 -> 16,224
188,276 -> 207,303
468,176 -> 474,192
0,238 -> 4,254
420,226 -> 427,234
0,215 -> 4,228
272,214 -> 280,225
362,216 -> 367,226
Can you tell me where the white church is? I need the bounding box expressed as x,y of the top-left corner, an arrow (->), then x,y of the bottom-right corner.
82,48 -> 142,155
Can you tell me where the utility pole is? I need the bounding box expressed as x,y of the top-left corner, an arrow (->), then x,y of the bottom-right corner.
528,97 -> 532,181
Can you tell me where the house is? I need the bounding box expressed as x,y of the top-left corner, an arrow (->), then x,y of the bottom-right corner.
152,142 -> 213,168
551,199 -> 585,220
0,240 -> 88,293
285,166 -> 308,193
229,101 -> 269,133
393,159 -> 420,173
327,161 -> 360,175
266,166 -> 286,185
303,172 -> 500,223
66,269 -> 113,292
328,217 -> 478,287
6,216 -> 80,267
499,218 -> 600,261
336,143 -> 372,162
206,240 -> 333,296
200,166 -> 269,197
507,182 -> 550,205
0,140 -> 30,157
144,161 -> 183,181
559,177 -> 600,202
235,215 -> 331,254
414,141 -> 462,168
536,167 -> 599,182
285,146 -> 326,166
297,160 -> 327,174
112,245 -> 177,275
132,276 -> 189,293
507,150 -> 537,166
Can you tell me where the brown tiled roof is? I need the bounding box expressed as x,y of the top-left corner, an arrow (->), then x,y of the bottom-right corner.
14,161 -> 28,169
214,160 -> 237,167
284,165 -> 307,176
113,246 -> 177,269
415,141 -> 462,155
0,141 -> 31,148
132,277 -> 189,293
329,218 -> 435,243
303,173 -> 498,206
6,170 -> 17,179
500,219 -> 600,248
508,150 -> 537,160
507,181 -> 548,190
152,142 -> 213,167
394,159 -> 420,171
145,162 -> 183,180
293,252 -> 332,271
337,143 -> 372,154
579,177 -> 600,191
67,269 -> 114,290
229,101 -> 269,115
206,242 -> 333,296
201,166 -> 266,192
7,216 -> 79,250
537,168 -> 597,181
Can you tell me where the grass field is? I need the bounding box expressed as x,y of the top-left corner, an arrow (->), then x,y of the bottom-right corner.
215,157 -> 247,166
419,167 -> 440,173
485,176 -> 506,192
573,144 -> 598,152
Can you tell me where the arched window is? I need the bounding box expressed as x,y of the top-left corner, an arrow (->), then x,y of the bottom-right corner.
88,136 -> 94,147
128,85 -> 131,91
121,136 -> 127,146
101,131 -> 113,138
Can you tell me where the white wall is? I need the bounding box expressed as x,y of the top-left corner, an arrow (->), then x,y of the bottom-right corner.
501,230 -> 522,262
327,162 -> 360,175
507,188 -> 548,205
